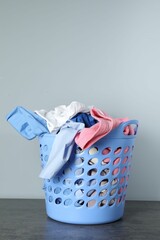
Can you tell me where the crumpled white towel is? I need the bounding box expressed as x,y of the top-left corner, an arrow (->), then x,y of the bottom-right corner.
35,101 -> 89,132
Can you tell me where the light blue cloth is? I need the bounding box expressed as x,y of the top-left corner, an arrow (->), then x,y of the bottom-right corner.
6,106 -> 49,139
39,121 -> 85,179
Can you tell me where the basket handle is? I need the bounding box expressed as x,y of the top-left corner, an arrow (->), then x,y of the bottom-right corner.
118,119 -> 139,137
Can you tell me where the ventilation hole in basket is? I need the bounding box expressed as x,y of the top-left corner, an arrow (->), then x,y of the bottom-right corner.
124,124 -> 137,135
63,188 -> 72,196
132,145 -> 134,151
99,179 -> 109,187
123,194 -> 126,201
112,168 -> 120,175
87,189 -> 97,197
42,184 -> 46,191
113,157 -> 121,165
54,187 -> 61,194
48,186 -> 52,192
99,189 -> 107,197
88,158 -> 98,165
122,156 -> 128,164
109,188 -> 117,196
87,179 -> 97,186
89,147 -> 98,155
63,167 -> 72,175
49,196 -> 53,202
63,178 -> 72,186
121,167 -> 127,174
75,189 -> 84,197
118,187 -> 123,194
126,175 -> 129,182
76,147 -> 84,154
120,177 -> 125,184
102,147 -> 111,155
40,144 -> 42,148
124,185 -> 128,192
124,146 -> 130,154
108,198 -> 115,206
100,168 -> 109,176
43,145 -> 48,151
86,199 -> 96,208
111,178 -> 118,186
44,155 -> 48,162
64,199 -> 72,206
98,199 -> 107,207
53,177 -> 60,184
75,168 -> 84,176
117,196 -> 122,205
123,125 -> 130,135
47,179 -> 51,182
74,178 -> 84,187
74,199 -> 84,207
55,198 -> 62,204
101,158 -> 110,165
114,147 -> 122,155
132,124 -> 137,135
40,154 -> 43,161
75,157 -> 84,165
87,168 -> 97,176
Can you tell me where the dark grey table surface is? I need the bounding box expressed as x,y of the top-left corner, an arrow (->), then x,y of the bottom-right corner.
0,199 -> 160,240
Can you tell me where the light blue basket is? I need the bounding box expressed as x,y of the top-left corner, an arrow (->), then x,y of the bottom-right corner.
39,120 -> 138,224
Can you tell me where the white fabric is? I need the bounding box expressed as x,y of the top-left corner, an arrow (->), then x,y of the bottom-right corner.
35,101 -> 89,132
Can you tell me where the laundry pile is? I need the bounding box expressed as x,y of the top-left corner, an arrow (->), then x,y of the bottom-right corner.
6,101 -> 134,180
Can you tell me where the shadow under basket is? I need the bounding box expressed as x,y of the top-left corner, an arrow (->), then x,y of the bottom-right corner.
38,120 -> 138,224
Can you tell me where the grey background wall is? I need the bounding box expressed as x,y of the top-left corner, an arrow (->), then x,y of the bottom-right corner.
0,0 -> 159,200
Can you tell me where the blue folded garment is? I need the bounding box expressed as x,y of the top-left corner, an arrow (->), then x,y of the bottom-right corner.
71,112 -> 97,127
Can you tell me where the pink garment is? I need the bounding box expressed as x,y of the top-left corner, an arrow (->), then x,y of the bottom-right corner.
75,107 -> 129,150
124,125 -> 135,135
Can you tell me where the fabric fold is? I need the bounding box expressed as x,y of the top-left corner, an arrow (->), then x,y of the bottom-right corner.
6,106 -> 49,140
35,101 -> 89,132
75,107 -> 128,150
71,112 -> 97,127
39,121 -> 85,179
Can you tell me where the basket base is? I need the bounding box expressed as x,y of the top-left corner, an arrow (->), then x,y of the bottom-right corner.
45,201 -> 125,225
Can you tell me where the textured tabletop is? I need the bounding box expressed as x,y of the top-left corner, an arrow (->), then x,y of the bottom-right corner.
0,199 -> 160,240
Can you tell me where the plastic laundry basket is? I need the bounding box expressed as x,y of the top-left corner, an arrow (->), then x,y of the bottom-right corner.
38,120 -> 138,224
